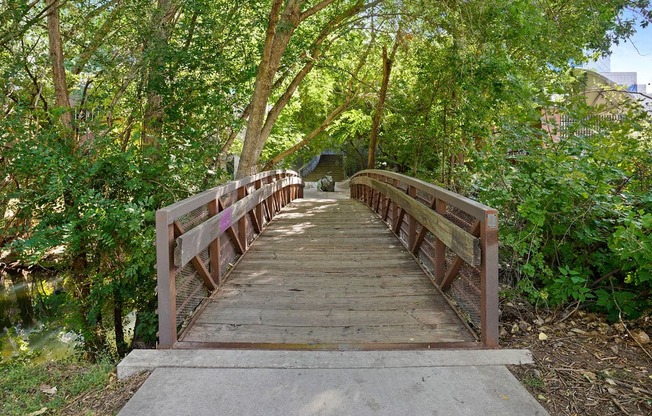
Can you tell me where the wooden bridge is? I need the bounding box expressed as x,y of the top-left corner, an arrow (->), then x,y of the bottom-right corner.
156,170 -> 499,350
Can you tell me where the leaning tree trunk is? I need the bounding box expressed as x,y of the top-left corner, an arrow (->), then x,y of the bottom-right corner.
367,30 -> 400,169
236,0 -> 300,178
46,0 -> 72,130
142,0 -> 178,147
236,0 -> 359,178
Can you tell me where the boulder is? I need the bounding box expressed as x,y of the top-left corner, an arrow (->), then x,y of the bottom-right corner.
317,175 -> 335,192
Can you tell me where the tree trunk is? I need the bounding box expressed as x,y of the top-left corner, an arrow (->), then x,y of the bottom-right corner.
142,0 -> 178,147
368,31 -> 400,169
113,286 -> 128,357
46,0 -> 72,130
236,0 -> 301,178
236,0 -> 369,178
72,3 -> 123,75
263,25 -> 377,169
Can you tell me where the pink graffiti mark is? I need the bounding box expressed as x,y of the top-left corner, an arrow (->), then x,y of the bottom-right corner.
219,207 -> 234,233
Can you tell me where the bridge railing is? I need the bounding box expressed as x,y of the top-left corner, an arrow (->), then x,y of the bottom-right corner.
155,170 -> 304,348
350,170 -> 499,347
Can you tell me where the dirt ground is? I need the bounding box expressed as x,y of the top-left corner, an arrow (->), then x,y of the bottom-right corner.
502,299 -> 652,416
59,371 -> 149,416
61,302 -> 651,415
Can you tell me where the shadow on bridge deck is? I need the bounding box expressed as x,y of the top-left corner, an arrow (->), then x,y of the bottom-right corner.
175,188 -> 477,350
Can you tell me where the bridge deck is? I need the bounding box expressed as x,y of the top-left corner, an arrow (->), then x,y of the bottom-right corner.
178,192 -> 476,349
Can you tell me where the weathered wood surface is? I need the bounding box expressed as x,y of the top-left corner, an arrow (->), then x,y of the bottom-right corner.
351,175 -> 481,265
179,194 -> 476,347
174,176 -> 303,267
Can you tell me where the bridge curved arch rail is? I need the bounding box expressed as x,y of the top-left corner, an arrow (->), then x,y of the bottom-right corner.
156,170 -> 304,347
350,170 -> 499,347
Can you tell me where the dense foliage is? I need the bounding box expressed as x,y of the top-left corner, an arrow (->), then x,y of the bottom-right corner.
1,0 -> 650,359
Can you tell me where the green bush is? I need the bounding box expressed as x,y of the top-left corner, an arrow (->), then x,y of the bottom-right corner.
471,103 -> 652,318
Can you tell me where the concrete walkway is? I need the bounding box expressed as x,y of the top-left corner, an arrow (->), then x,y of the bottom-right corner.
117,349 -> 549,416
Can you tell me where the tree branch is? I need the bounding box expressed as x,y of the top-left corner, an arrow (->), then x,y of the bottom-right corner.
262,96 -> 352,169
300,0 -> 337,21
259,0 -> 369,143
72,2 -> 123,74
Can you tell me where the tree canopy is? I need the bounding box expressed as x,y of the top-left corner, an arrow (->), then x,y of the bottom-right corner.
1,0 -> 650,357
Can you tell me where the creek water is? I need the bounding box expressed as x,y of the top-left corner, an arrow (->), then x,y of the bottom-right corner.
0,269 -> 79,362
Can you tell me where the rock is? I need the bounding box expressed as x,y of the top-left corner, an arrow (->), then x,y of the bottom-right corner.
317,175 -> 335,192
500,326 -> 508,337
632,330 -> 650,345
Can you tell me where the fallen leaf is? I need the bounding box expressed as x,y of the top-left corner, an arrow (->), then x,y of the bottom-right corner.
538,332 -> 548,341
27,408 -> 48,416
40,385 -> 57,395
499,394 -> 510,400
607,387 -> 617,395
605,378 -> 617,386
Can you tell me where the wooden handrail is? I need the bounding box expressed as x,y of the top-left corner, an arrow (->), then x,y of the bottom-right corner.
156,170 -> 304,348
350,169 -> 499,347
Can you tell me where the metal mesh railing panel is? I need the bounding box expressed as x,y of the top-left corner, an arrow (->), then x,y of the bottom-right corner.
178,205 -> 210,232
448,257 -> 482,328
175,246 -> 210,329
442,207 -> 482,329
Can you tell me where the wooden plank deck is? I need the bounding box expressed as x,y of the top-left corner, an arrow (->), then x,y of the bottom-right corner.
178,192 -> 477,348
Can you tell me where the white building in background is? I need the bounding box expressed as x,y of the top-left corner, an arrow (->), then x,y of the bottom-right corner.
582,55 -> 647,94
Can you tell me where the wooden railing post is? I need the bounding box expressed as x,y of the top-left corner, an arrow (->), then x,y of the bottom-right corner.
481,210 -> 499,348
391,179 -> 399,231
254,180 -> 264,229
407,185 -> 417,249
237,186 -> 248,251
433,198 -> 446,285
156,212 -> 176,348
208,199 -> 221,284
